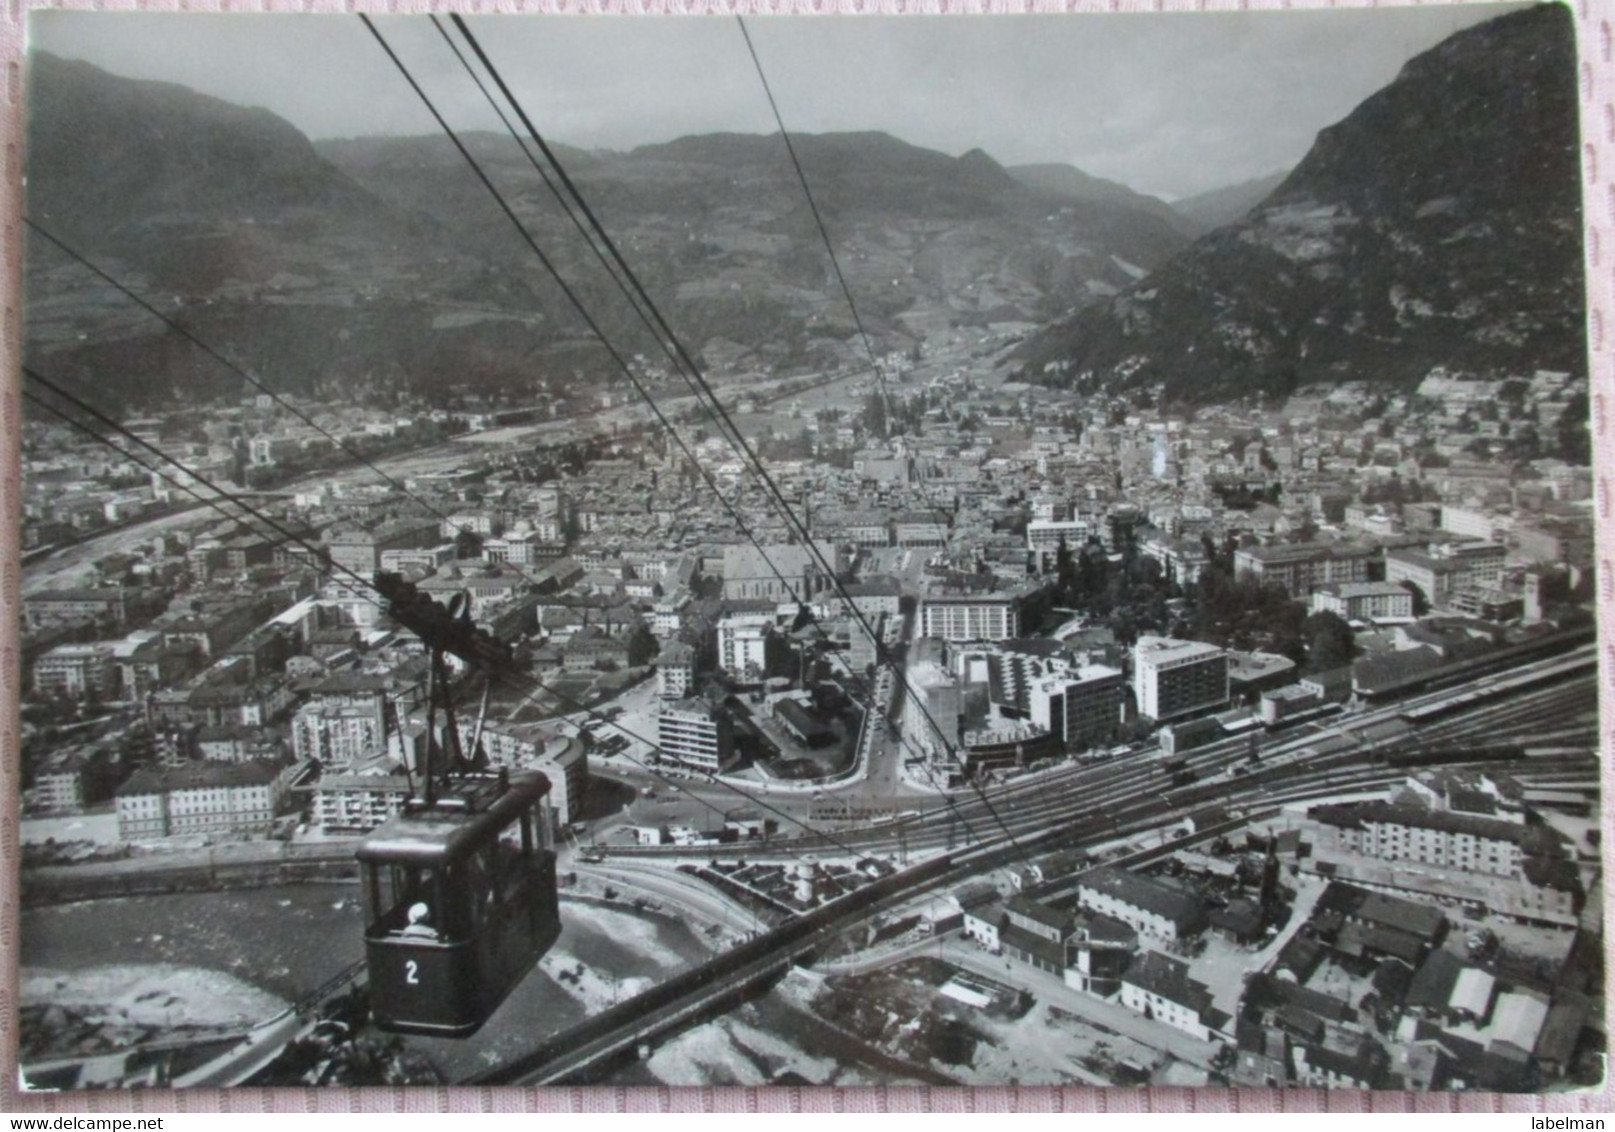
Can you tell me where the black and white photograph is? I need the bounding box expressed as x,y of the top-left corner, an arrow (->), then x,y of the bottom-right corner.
13,3 -> 1605,1093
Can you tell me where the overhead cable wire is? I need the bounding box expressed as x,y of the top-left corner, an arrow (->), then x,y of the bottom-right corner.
734,16 -> 884,396
376,14 -> 982,834
21,367 -> 389,616
22,364 -> 895,866
426,15 -> 1034,864
25,390 -> 288,542
445,15 -> 970,758
23,219 -> 488,545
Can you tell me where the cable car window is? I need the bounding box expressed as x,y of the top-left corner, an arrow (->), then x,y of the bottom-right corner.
459,843 -> 495,928
371,864 -> 443,937
494,831 -> 528,904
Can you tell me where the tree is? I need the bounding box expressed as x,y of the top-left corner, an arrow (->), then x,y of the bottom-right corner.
863,391 -> 888,438
453,527 -> 484,560
626,625 -> 659,668
1398,580 -> 1431,617
1304,610 -> 1358,673
1556,391 -> 1591,465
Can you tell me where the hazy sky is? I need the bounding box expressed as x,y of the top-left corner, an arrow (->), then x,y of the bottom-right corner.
30,5 -> 1524,200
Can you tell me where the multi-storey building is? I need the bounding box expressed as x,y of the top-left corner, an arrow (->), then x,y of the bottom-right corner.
657,700 -> 732,772
1384,541 -> 1507,608
650,594 -> 690,639
533,736 -> 588,827
325,517 -> 441,577
290,673 -> 419,769
1026,520 -> 1092,571
115,761 -> 285,839
454,719 -> 588,825
920,594 -> 1019,642
378,544 -> 458,574
893,512 -> 950,548
29,750 -> 93,813
841,578 -> 902,618
1001,894 -> 1074,974
312,765 -> 413,834
1311,582 -> 1415,622
717,612 -> 772,680
1029,664 -> 1125,752
1131,636 -> 1228,723
721,542 -> 841,602
1076,866 -> 1206,943
903,655 -> 961,761
658,640 -> 696,699
1233,542 -> 1374,597
440,511 -> 500,539
1140,537 -> 1212,587
1440,506 -> 1503,542
33,644 -> 118,700
823,511 -> 892,548
1307,800 -> 1562,879
1120,952 -> 1226,1042
24,587 -> 138,630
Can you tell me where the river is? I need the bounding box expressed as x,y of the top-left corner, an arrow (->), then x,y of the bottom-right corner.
20,882 -> 906,1087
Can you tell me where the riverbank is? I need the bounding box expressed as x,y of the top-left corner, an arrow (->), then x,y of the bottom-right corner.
20,965 -> 287,1063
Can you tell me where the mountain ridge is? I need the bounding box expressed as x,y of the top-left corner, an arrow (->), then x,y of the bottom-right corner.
1014,4 -> 1586,405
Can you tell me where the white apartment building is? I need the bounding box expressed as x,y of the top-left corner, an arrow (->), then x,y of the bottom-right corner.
657,701 -> 731,772
313,768 -> 412,833
1311,582 -> 1415,622
1131,636 -> 1228,723
920,595 -> 1019,642
1119,952 -> 1223,1043
1026,520 -> 1091,570
658,641 -> 696,699
33,644 -> 118,700
1029,664 -> 1125,752
115,761 -> 284,839
902,659 -> 962,761
717,612 -> 772,680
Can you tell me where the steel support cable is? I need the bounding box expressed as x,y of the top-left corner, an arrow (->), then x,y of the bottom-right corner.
361,15 -> 814,620
734,17 -> 885,409
25,390 -> 297,547
21,369 -> 390,616
420,12 -> 958,795
23,388 -> 1007,950
438,17 -> 1022,866
26,360 -> 907,863
426,17 -> 891,434
22,367 -> 893,869
23,220 -> 487,545
736,15 -> 954,532
375,15 -> 993,841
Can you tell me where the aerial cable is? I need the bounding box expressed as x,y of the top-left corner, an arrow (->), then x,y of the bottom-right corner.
24,391 -> 304,553
734,16 -> 888,425
26,353 -> 1001,869
439,15 -> 1036,864
380,16 -> 1031,865
24,219 -> 487,546
21,369 -> 390,616
25,364 -> 903,861
362,15 -> 807,609
444,16 -> 966,757
390,16 -> 959,788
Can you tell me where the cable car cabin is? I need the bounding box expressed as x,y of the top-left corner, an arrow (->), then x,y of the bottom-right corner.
356,771 -> 560,1038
